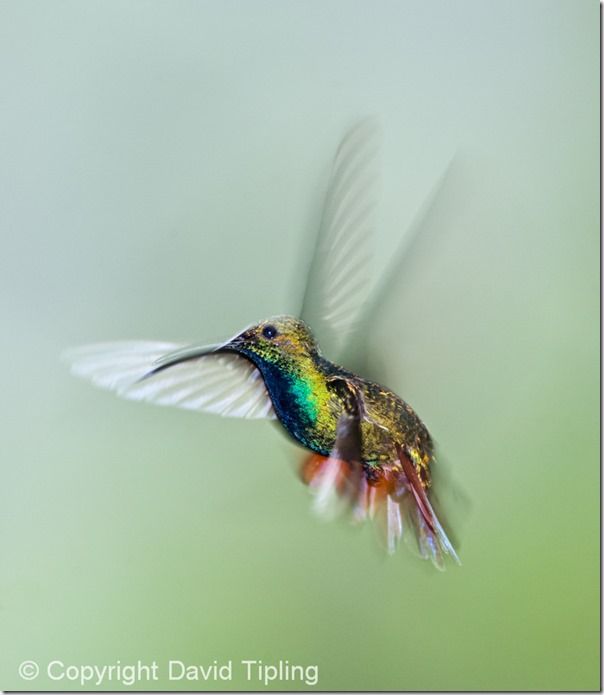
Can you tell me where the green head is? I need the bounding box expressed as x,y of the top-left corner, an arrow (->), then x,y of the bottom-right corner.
223,315 -> 320,371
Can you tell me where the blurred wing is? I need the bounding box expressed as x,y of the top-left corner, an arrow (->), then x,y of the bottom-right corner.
303,411 -> 364,521
343,157 -> 456,380
64,341 -> 276,419
299,384 -> 459,568
300,118 -> 381,358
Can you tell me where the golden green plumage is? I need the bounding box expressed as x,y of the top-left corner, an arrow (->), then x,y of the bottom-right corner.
224,315 -> 433,485
64,119 -> 460,568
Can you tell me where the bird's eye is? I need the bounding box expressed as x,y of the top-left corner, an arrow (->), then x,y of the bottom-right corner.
262,325 -> 278,339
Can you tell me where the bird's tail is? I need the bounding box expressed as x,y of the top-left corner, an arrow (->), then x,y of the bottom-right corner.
300,447 -> 460,570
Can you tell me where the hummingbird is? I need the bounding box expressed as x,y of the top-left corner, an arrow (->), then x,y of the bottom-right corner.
65,121 -> 460,569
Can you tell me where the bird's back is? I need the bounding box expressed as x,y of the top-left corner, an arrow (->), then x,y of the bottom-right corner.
350,376 -> 432,463
276,353 -> 434,467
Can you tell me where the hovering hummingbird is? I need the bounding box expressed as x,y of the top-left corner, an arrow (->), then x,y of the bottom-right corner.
66,121 -> 460,569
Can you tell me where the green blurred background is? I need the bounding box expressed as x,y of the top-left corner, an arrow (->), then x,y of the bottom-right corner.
0,0 -> 599,690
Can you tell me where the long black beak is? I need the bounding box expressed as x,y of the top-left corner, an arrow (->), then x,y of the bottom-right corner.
140,342 -> 222,379
139,328 -> 252,381
221,333 -> 248,351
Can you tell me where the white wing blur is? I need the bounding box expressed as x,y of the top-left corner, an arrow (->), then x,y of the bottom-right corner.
64,341 -> 276,419
300,118 -> 381,357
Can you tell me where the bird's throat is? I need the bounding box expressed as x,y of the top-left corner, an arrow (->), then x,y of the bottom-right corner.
242,350 -> 334,453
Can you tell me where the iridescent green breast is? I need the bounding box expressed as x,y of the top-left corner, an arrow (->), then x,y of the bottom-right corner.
234,345 -> 433,466
257,359 -> 340,456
